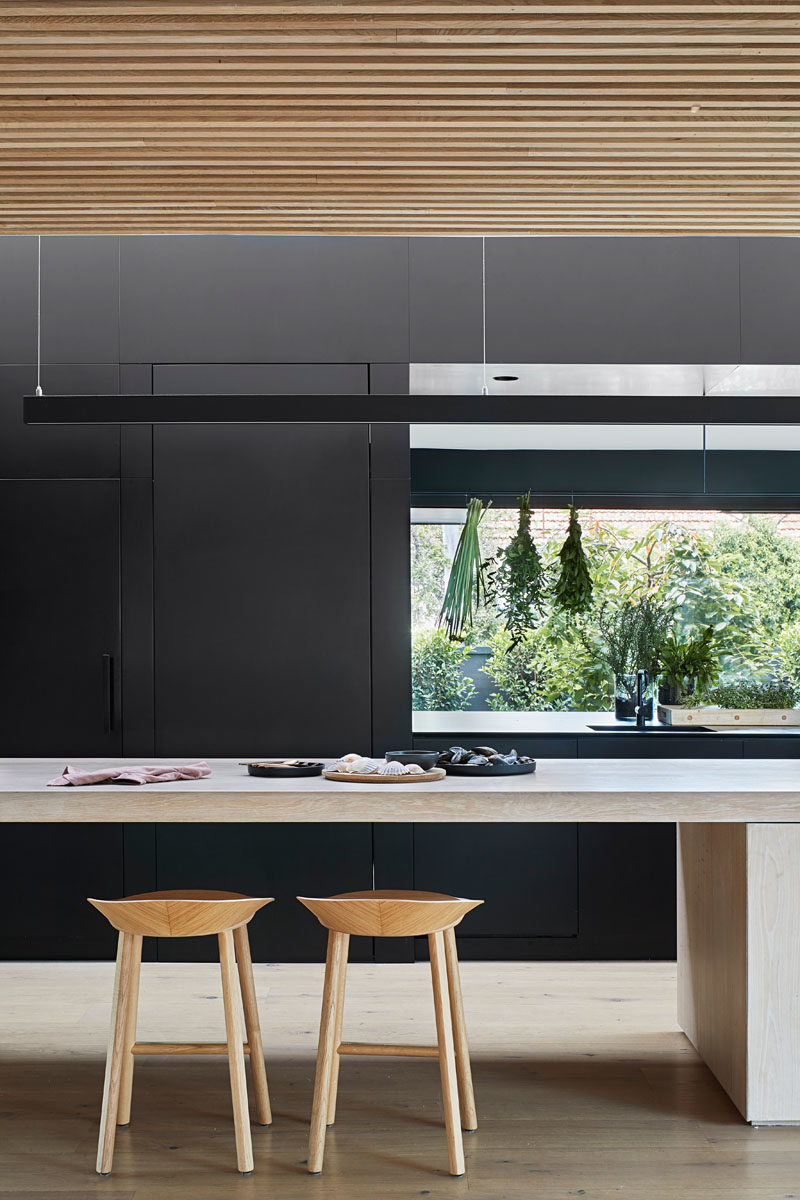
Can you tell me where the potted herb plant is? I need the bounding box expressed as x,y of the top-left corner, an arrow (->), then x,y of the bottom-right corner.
592,596 -> 674,720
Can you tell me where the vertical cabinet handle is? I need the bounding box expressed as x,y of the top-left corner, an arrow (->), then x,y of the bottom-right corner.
102,653 -> 114,734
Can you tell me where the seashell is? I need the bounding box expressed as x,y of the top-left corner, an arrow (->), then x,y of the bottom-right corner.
404,763 -> 424,775
473,745 -> 498,757
350,757 -> 374,774
341,752 -> 362,763
466,754 -> 489,766
327,760 -> 347,773
377,760 -> 406,776
356,758 -> 379,774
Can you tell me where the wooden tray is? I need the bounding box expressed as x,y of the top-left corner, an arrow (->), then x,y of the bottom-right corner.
323,767 -> 446,783
658,704 -> 800,727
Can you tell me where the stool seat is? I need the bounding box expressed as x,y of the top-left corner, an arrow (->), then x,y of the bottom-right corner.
88,889 -> 272,938
299,888 -> 482,937
299,887 -> 483,1177
88,889 -> 273,1176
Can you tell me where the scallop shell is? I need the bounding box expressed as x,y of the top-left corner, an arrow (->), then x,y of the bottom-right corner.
350,757 -> 375,774
341,752 -> 362,763
377,760 -> 406,776
327,760 -> 347,773
404,763 -> 424,775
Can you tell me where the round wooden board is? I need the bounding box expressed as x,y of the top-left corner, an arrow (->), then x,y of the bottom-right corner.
323,767 -> 446,784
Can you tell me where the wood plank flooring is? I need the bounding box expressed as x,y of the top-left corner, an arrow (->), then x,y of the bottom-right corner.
1,960 -> 799,1198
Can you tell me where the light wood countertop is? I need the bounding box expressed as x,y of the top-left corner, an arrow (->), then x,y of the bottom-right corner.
1,758 -> 800,823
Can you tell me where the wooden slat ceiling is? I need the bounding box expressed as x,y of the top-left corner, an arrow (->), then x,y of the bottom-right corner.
1,1 -> 799,235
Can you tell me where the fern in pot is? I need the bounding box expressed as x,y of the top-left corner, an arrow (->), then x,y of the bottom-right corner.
657,626 -> 719,706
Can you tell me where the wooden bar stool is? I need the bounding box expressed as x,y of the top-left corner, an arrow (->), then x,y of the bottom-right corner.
87,889 -> 273,1176
298,888 -> 483,1177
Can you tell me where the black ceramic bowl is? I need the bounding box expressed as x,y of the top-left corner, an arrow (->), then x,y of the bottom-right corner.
385,749 -> 440,770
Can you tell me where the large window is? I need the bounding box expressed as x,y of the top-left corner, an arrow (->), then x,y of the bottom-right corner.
411,507 -> 800,715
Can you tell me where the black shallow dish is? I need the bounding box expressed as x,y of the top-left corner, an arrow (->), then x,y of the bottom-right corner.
244,762 -> 324,778
443,760 -> 537,777
386,749 -> 440,770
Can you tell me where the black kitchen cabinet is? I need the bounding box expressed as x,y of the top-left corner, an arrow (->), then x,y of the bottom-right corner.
0,480 -> 122,756
153,823 -> 374,962
409,237 -> 483,363
413,823 -> 578,960
153,362 -> 368,395
740,238 -> 800,363
485,237 -> 740,364
152,422 -> 372,757
120,236 -> 409,364
0,824 -> 122,960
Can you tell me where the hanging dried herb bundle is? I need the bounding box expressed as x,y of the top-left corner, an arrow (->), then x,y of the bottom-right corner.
490,491 -> 546,647
554,505 -> 593,615
438,497 -> 490,640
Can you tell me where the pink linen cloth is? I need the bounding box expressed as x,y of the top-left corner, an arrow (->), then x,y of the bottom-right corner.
47,762 -> 212,787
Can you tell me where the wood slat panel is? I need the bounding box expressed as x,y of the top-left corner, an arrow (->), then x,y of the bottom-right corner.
1,1 -> 799,233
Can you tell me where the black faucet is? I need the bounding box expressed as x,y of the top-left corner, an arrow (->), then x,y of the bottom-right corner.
635,669 -> 649,730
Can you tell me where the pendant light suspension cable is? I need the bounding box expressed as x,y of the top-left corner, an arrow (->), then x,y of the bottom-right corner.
481,235 -> 488,395
35,234 -> 42,397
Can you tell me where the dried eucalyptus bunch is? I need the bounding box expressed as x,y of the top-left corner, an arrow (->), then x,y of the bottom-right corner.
554,505 -> 593,615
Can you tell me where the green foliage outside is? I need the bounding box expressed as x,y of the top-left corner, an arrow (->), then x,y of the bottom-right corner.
482,628 -> 576,712
411,512 -> 800,712
411,629 -> 477,711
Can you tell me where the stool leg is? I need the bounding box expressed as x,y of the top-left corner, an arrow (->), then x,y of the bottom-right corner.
233,924 -> 272,1126
219,929 -> 254,1175
308,930 -> 348,1174
326,932 -> 349,1127
429,930 -> 465,1177
116,933 -> 143,1127
443,925 -> 477,1131
96,931 -> 136,1175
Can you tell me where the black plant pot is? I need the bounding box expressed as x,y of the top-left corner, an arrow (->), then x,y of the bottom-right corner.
658,683 -> 680,706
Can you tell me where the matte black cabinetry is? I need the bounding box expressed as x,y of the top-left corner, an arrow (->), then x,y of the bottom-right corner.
0,824 -> 123,960
152,422 -> 372,757
486,238 -> 740,364
0,480 -> 122,756
120,236 -> 410,363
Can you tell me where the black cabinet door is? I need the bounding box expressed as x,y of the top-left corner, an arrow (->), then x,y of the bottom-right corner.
153,423 -> 371,757
153,823 -> 374,962
0,824 -> 123,960
153,363 -> 368,395
485,237 -> 740,364
0,480 -> 121,755
413,824 -> 578,959
120,236 -> 409,363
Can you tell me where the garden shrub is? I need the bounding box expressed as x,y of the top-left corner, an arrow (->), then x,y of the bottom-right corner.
411,629 -> 477,711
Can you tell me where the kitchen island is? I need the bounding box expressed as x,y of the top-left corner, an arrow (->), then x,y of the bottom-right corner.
2,756 -> 799,1126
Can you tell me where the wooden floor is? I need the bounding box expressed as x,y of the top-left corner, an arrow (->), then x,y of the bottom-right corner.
1,961 -> 798,1199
